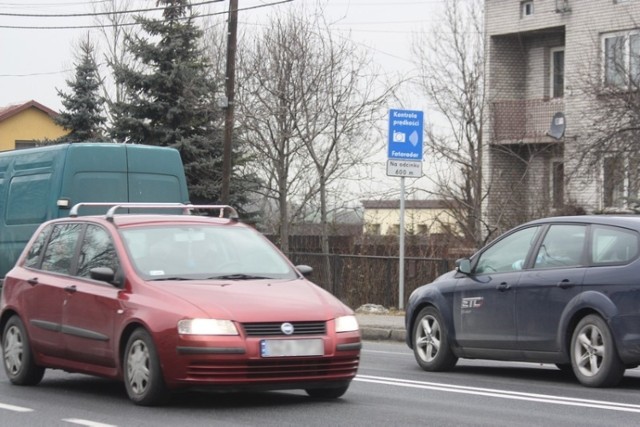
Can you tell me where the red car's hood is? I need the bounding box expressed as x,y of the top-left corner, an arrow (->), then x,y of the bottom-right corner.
150,278 -> 351,322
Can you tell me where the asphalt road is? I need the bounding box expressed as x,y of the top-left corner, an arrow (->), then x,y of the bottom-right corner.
2,341 -> 640,426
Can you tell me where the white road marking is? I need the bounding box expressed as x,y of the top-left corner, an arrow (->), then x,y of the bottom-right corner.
362,349 -> 412,356
355,374 -> 640,413
62,419 -> 117,427
0,402 -> 33,412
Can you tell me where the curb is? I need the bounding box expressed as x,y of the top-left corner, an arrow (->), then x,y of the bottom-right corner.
360,327 -> 406,342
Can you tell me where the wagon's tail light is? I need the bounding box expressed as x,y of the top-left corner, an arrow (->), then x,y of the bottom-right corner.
335,315 -> 359,333
177,319 -> 239,335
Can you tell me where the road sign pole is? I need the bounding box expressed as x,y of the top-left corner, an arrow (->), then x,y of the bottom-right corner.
387,108 -> 423,310
399,177 -> 405,310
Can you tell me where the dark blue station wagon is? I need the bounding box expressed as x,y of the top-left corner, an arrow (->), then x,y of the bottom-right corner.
405,215 -> 640,387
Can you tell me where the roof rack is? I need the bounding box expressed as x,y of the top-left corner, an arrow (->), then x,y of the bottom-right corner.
69,202 -> 239,222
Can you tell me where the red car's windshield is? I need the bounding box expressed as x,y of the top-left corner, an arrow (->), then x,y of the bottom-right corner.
120,225 -> 297,281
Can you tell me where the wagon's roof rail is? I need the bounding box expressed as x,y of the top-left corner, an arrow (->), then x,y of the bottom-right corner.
69,202 -> 239,222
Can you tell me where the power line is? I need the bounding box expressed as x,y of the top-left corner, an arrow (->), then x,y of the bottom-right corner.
0,1 -> 110,6
0,0 -> 293,30
0,69 -> 73,77
0,0 -> 223,18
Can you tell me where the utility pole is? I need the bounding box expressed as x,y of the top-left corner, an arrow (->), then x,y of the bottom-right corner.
221,0 -> 238,204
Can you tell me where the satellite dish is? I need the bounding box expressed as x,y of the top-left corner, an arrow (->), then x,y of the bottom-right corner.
548,112 -> 566,140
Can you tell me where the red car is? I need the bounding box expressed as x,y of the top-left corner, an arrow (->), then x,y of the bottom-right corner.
1,203 -> 360,405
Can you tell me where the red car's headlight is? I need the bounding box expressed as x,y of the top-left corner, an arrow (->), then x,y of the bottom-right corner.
335,315 -> 359,333
177,319 -> 239,336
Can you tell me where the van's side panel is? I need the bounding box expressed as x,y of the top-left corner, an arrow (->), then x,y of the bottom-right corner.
0,145 -> 67,278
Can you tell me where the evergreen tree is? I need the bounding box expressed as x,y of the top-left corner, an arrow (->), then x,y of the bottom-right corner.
55,36 -> 106,142
111,0 -> 224,204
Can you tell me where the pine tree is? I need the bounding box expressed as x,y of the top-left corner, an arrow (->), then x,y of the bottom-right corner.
55,36 -> 106,142
111,0 -> 224,204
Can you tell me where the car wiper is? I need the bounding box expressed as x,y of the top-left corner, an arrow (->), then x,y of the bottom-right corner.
206,274 -> 272,280
149,276 -> 195,281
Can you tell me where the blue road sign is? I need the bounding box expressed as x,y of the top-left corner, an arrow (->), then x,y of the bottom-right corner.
387,109 -> 424,161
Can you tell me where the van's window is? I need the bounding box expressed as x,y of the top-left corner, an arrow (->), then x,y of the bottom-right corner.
71,172 -> 127,215
534,224 -> 586,268
77,225 -> 119,278
592,225 -> 639,265
7,174 -> 51,224
41,224 -> 83,275
128,174 -> 181,202
23,225 -> 51,269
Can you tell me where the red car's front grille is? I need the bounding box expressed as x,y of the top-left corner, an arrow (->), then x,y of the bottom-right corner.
186,356 -> 359,382
241,321 -> 326,336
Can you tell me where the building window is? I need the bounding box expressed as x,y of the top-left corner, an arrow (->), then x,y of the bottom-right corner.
367,223 -> 381,235
604,35 -> 626,87
552,160 -> 564,208
632,34 -> 640,85
550,48 -> 565,98
388,224 -> 400,235
629,156 -> 640,208
603,31 -> 640,88
603,154 -> 640,208
14,140 -> 37,150
604,156 -> 625,208
521,1 -> 534,18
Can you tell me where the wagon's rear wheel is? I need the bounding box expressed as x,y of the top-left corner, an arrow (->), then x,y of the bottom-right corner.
570,315 -> 624,387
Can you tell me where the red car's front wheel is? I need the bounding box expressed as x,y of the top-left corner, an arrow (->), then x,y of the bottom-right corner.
124,328 -> 169,406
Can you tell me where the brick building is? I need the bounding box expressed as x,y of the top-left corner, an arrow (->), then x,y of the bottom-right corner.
485,0 -> 640,231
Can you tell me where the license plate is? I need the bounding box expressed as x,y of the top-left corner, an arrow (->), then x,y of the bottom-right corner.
260,338 -> 324,357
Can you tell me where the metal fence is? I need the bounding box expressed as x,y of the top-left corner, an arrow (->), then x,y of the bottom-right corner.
287,252 -> 453,309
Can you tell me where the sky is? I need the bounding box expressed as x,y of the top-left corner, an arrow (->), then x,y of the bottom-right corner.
0,0 -> 442,110
0,0 -> 445,200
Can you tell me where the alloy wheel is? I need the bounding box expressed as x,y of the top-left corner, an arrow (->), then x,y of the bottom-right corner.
416,314 -> 441,363
574,323 -> 605,378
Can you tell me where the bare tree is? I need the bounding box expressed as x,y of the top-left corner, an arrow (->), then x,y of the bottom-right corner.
236,4 -> 392,254
91,0 -> 139,124
289,12 -> 397,280
235,12 -> 311,252
412,0 -> 488,246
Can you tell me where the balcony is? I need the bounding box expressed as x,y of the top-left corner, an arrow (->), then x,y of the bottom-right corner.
490,98 -> 565,143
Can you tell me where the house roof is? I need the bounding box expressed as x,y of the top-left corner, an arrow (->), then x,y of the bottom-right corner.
0,100 -> 58,122
361,199 -> 455,209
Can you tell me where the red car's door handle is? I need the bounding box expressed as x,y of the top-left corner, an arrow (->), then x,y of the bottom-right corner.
64,285 -> 77,293
27,277 -> 38,286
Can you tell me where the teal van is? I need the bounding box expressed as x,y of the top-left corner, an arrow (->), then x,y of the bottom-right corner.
0,143 -> 190,284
